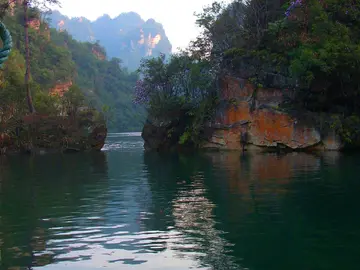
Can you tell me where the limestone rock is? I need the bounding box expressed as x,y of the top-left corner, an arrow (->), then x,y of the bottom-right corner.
202,76 -> 335,151
142,112 -> 188,152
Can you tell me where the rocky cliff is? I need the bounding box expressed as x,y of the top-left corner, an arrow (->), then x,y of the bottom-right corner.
142,75 -> 345,152
0,114 -> 107,155
50,81 -> 73,97
202,76 -> 342,151
142,109 -> 190,152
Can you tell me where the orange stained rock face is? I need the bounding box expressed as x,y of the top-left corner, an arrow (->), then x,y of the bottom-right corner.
0,133 -> 11,146
58,20 -> 65,32
250,110 -> 320,148
50,81 -> 73,97
221,102 -> 251,126
250,110 -> 293,147
92,48 -> 105,60
28,19 -> 41,30
204,76 -> 322,150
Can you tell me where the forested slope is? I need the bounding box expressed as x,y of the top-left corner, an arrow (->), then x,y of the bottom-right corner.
1,5 -> 145,131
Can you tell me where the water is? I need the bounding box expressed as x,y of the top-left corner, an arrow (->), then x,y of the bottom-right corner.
0,133 -> 360,270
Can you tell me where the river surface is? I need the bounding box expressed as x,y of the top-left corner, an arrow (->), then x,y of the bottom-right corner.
0,133 -> 360,270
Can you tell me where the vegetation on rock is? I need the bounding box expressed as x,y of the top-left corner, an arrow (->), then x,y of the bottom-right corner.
135,53 -> 219,147
138,0 -> 360,150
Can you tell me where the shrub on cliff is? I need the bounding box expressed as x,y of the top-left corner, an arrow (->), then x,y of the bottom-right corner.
134,53 -> 219,146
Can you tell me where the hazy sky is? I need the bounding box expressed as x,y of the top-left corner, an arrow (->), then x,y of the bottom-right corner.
54,0 -> 222,52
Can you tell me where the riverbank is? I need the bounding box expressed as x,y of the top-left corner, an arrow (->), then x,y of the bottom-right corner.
141,75 -> 360,153
0,114 -> 107,155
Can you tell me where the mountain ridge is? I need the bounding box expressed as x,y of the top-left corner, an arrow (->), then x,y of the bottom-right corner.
48,10 -> 172,70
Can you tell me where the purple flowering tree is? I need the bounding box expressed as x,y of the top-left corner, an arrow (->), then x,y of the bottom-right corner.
285,0 -> 303,17
133,80 -> 150,105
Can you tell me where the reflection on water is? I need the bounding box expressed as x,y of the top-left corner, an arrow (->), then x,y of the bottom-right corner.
0,133 -> 360,269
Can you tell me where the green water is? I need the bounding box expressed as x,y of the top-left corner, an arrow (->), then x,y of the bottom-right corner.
0,133 -> 360,270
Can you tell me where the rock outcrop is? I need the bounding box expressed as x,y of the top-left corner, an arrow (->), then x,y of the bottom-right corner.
142,110 -> 189,152
141,75 -> 345,152
92,47 -> 105,61
28,18 -> 41,31
0,113 -> 107,155
50,81 -> 73,97
202,76 -> 342,151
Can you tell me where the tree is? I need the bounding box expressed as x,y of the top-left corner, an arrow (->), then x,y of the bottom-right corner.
22,0 -> 60,113
101,104 -> 113,123
0,0 -> 10,18
0,49 -> 27,123
62,85 -> 85,117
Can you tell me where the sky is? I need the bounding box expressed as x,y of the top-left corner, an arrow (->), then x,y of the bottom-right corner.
53,0 -> 225,52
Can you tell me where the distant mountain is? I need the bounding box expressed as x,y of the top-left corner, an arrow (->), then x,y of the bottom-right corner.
48,11 -> 172,70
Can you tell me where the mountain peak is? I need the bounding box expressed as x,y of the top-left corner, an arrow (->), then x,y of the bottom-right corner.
96,14 -> 111,21
115,12 -> 142,19
145,18 -> 156,24
49,10 -> 172,70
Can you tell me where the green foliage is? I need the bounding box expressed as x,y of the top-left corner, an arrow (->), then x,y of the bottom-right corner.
33,90 -> 60,115
268,0 -> 360,116
0,6 -> 145,131
62,85 -> 85,116
181,96 -> 219,146
329,115 -> 360,144
51,30 -> 145,131
179,131 -> 191,145
2,7 -> 75,87
223,48 -> 246,58
137,52 -> 219,146
0,49 -> 27,121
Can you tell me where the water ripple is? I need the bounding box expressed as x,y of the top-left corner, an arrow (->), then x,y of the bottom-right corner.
1,134 -> 360,270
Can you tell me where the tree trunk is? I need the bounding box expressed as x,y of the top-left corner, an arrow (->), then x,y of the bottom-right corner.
24,0 -> 35,113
